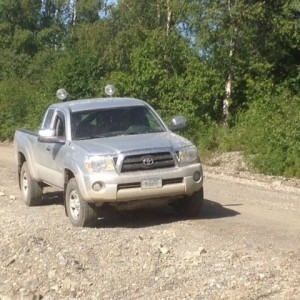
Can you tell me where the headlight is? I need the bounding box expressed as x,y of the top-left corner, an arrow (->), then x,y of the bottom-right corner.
85,155 -> 115,172
177,145 -> 199,165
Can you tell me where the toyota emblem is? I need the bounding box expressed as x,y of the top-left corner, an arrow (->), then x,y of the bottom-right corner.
143,157 -> 154,167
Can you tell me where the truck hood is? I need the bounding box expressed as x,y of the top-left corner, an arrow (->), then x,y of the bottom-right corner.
73,132 -> 193,156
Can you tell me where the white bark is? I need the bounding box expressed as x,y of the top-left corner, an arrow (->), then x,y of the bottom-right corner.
223,72 -> 232,125
166,0 -> 173,36
223,0 -> 234,125
70,0 -> 77,26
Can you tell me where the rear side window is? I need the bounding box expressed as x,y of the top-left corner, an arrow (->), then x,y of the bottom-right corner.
42,109 -> 55,129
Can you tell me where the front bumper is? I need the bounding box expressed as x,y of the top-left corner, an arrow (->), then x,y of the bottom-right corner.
76,163 -> 203,204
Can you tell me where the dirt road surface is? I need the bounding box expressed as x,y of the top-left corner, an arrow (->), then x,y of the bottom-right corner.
0,144 -> 299,299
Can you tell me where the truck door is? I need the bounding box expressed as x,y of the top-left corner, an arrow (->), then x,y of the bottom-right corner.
36,109 -> 66,188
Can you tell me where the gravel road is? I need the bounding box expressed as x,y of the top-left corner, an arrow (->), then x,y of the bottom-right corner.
0,144 -> 299,300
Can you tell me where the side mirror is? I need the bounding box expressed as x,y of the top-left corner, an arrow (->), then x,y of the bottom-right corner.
169,116 -> 187,132
38,129 -> 66,144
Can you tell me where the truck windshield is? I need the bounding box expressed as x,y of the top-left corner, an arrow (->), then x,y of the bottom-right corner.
71,105 -> 166,140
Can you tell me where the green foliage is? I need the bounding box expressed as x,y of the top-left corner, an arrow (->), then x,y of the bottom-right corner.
44,50 -> 104,99
0,79 -> 51,140
0,0 -> 299,178
12,27 -> 37,55
233,88 -> 300,177
75,0 -> 103,23
0,0 -> 42,31
0,49 -> 32,80
0,22 -> 13,48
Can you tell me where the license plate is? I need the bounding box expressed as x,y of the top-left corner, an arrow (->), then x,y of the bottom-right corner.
141,178 -> 162,189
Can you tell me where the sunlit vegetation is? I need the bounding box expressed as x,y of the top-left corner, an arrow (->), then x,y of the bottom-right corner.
0,0 -> 299,177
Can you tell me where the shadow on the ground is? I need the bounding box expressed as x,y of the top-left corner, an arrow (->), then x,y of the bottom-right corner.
41,191 -> 64,206
39,192 -> 240,228
201,199 -> 241,219
96,198 -> 240,228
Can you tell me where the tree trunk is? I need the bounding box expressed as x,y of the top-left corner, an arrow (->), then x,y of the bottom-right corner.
71,0 -> 77,26
223,71 -> 232,126
223,0 -> 234,126
166,0 -> 173,36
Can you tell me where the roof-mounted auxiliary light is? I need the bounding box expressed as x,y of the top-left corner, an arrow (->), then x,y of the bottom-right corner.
105,85 -> 116,97
56,88 -> 69,102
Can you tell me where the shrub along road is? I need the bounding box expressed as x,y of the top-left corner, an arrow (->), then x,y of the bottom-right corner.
0,144 -> 299,299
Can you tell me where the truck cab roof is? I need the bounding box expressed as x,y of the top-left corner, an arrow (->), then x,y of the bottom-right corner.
49,97 -> 148,113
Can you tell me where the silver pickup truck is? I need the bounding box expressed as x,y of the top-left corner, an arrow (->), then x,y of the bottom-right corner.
14,90 -> 204,227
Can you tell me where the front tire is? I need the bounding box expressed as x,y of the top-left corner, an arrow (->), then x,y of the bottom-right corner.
66,178 -> 98,227
174,188 -> 204,218
20,162 -> 43,206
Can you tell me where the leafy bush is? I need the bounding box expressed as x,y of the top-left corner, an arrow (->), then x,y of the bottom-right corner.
0,79 -> 52,140
234,88 -> 300,177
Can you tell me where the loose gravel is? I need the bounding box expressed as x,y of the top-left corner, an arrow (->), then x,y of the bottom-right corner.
0,150 -> 299,300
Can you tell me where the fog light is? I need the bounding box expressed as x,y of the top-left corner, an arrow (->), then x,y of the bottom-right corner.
193,171 -> 201,182
92,182 -> 102,192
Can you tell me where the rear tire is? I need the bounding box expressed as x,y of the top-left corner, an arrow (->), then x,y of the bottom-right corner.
174,188 -> 204,218
66,178 -> 98,227
20,162 -> 43,206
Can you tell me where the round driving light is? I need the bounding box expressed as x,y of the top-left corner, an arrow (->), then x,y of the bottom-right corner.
105,85 -> 116,96
92,182 -> 102,192
193,171 -> 201,182
56,88 -> 68,101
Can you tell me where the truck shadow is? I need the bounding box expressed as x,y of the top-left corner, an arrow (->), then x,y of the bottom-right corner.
39,192 -> 240,228
201,199 -> 241,219
97,198 -> 240,229
41,191 -> 64,206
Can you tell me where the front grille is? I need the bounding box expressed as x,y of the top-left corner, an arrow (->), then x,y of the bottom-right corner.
121,152 -> 175,173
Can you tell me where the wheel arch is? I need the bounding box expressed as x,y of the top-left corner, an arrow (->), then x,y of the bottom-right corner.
64,168 -> 75,215
17,152 -> 27,189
